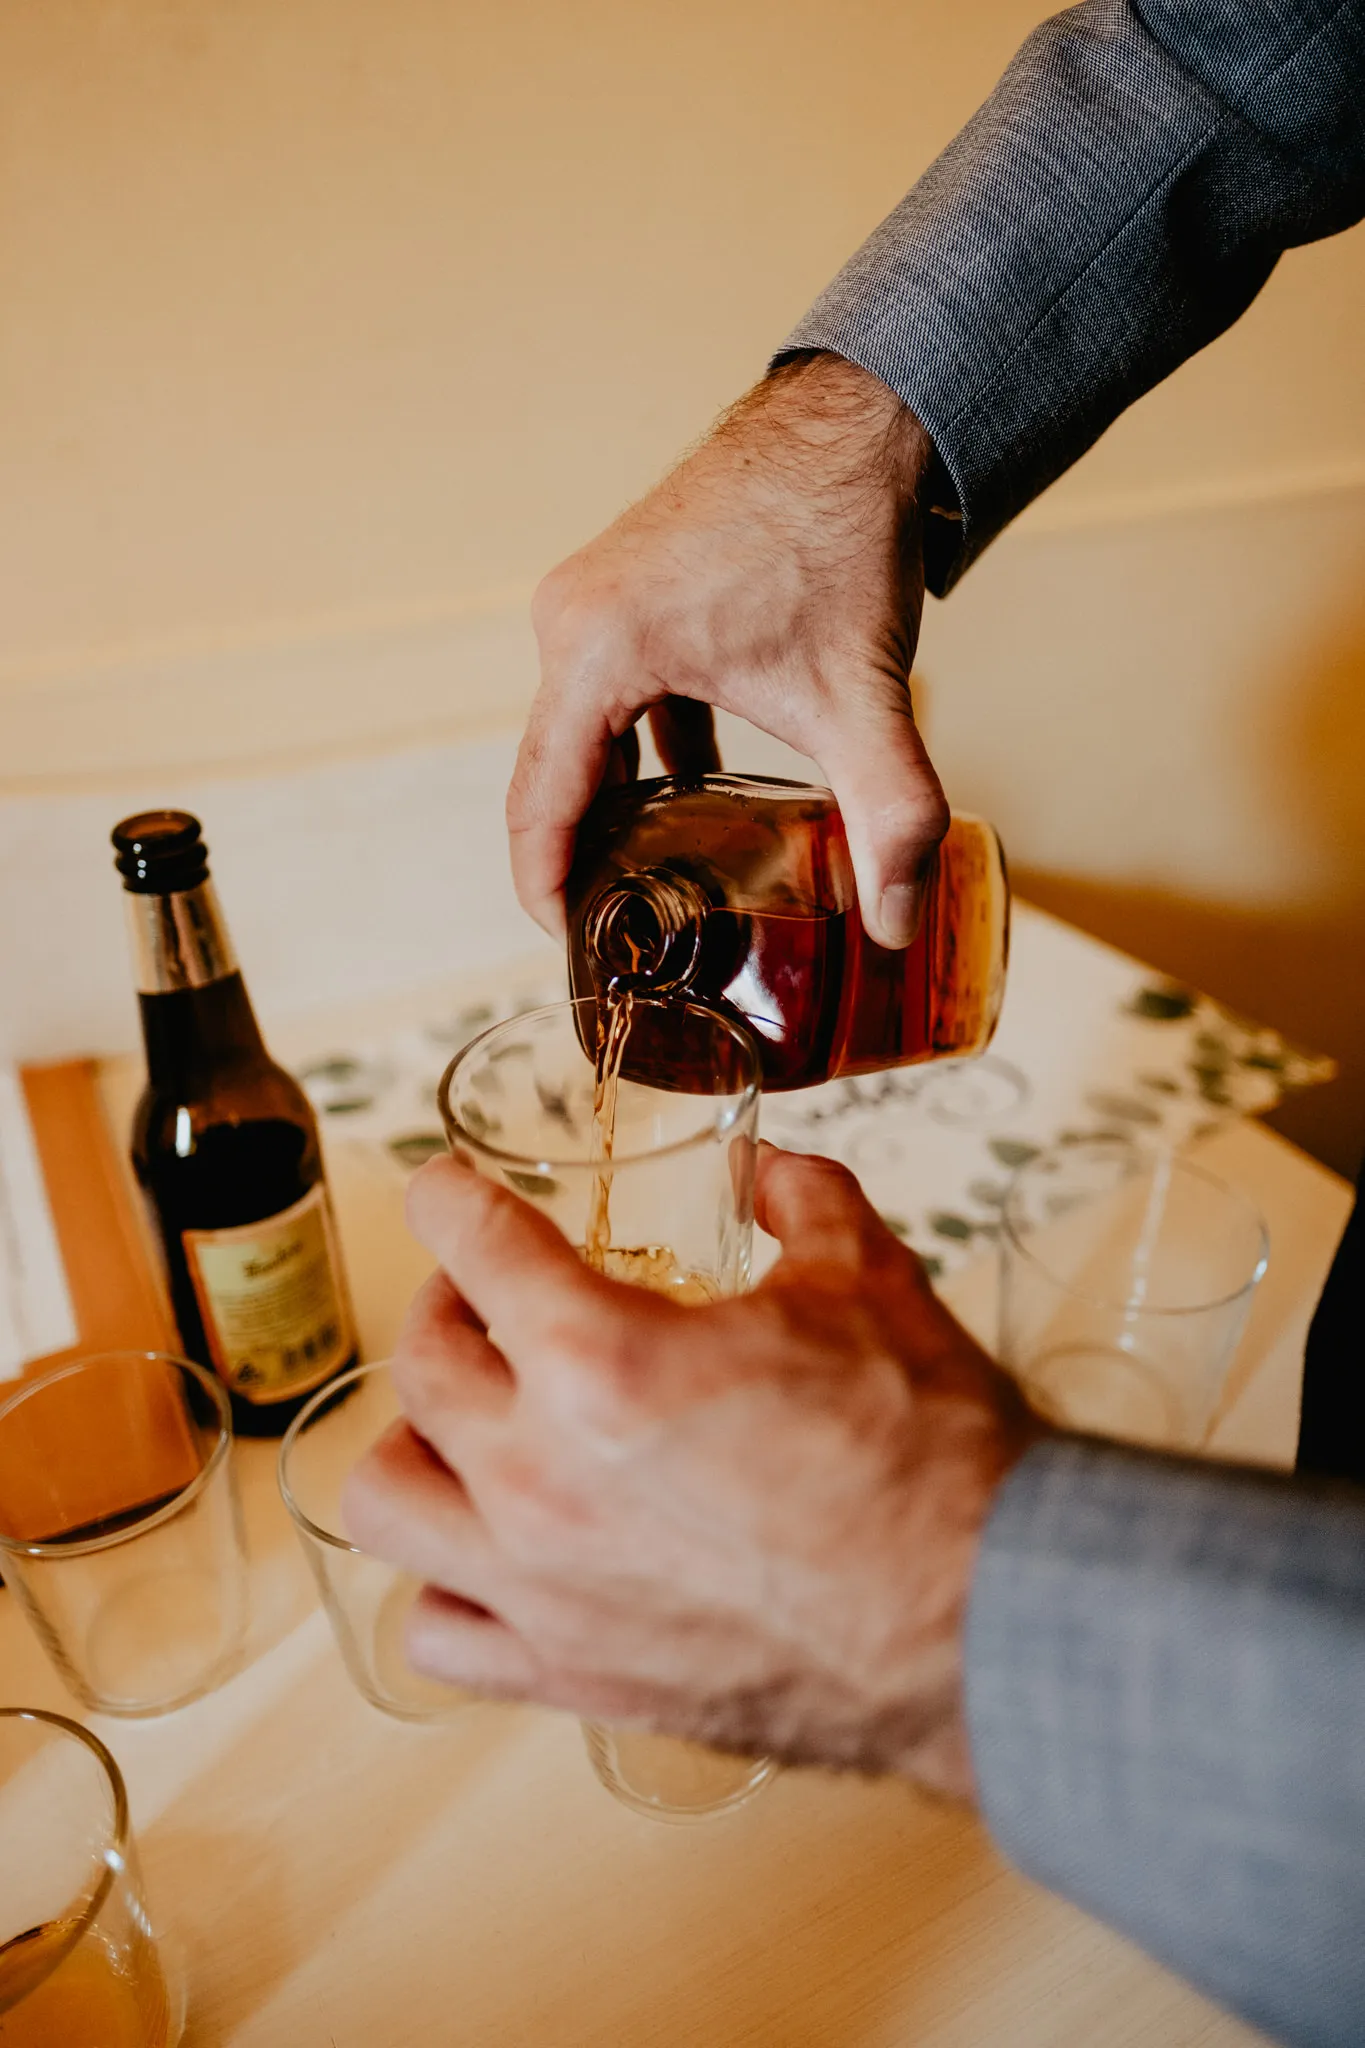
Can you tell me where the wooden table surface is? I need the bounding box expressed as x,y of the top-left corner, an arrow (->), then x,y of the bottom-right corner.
1,1073 -> 1351,2045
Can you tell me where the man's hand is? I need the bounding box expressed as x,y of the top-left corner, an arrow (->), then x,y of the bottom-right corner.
341,1145 -> 1044,1800
507,351 -> 947,950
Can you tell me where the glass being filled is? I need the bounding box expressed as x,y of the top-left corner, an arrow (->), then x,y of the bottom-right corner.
438,995 -> 773,1819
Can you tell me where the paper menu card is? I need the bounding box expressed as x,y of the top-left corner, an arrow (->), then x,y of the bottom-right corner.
0,1064 -> 79,1381
0,1060 -> 190,1542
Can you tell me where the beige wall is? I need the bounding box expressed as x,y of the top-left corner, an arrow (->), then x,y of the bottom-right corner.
3,1 -> 1364,1169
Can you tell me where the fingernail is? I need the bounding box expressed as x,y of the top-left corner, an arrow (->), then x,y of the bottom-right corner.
878,883 -> 922,948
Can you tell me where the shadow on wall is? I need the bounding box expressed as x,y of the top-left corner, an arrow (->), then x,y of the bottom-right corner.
1015,559 -> 1365,1183
1014,870 -> 1365,1177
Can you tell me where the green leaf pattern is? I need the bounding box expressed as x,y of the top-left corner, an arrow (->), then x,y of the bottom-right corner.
288,950 -> 1333,1296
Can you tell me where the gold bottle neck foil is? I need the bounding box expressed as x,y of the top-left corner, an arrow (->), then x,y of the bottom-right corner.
125,880 -> 238,993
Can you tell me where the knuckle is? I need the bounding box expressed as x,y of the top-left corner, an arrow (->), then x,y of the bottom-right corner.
749,1280 -> 823,1352
870,787 -> 949,861
543,1295 -> 630,1380
506,710 -> 563,829
402,1154 -> 461,1242
918,786 -> 952,848
406,1164 -> 538,1293
804,1153 -> 862,1197
393,1263 -> 451,1348
337,1459 -> 392,1555
482,1441 -> 590,1562
504,752 -> 542,829
514,1589 -> 589,1664
387,1342 -> 458,1434
453,1167 -> 513,1253
782,1156 -> 909,1272
530,559 -> 578,636
580,1314 -> 667,1425
787,1152 -> 868,1220
476,1183 -> 522,1258
577,1307 -> 639,1386
535,578 -> 617,668
481,1448 -> 550,1547
532,1321 -> 645,1441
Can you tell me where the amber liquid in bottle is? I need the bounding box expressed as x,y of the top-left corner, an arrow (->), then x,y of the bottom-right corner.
566,775 -> 1009,1092
113,811 -> 357,1437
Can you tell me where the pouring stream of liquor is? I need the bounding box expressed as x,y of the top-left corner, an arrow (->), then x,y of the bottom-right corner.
584,980 -> 634,1274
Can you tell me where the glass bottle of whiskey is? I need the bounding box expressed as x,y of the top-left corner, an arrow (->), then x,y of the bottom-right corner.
112,811 -> 357,1436
566,774 -> 1009,1092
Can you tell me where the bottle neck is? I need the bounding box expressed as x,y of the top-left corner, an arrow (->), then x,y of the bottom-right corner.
583,869 -> 710,992
124,878 -> 237,994
137,975 -> 269,1090
125,881 -> 269,1086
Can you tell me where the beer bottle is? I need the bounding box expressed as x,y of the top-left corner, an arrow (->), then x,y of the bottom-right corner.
112,811 -> 357,1435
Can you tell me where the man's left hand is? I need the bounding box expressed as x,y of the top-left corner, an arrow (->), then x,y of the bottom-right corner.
342,1145 -> 1044,1799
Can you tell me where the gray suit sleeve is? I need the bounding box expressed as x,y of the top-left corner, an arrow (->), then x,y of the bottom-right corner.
778,0 -> 1365,593
966,1437 -> 1365,2046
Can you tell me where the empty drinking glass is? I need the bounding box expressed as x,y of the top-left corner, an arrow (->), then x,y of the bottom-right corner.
0,1352 -> 247,1716
279,1361 -> 472,1721
999,1138 -> 1269,1447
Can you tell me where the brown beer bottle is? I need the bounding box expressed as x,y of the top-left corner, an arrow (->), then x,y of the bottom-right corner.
112,811 -> 357,1436
566,775 -> 1009,1092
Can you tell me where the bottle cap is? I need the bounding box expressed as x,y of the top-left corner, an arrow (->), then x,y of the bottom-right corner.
111,811 -> 210,895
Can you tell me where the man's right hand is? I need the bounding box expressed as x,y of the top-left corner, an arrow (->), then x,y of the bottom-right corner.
507,350 -> 949,949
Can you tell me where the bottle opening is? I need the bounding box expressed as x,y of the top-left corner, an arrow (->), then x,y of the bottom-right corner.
112,811 -> 210,896
583,870 -> 708,992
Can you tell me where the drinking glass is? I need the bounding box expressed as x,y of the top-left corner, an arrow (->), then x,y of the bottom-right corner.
0,1707 -> 182,2045
0,1352 -> 247,1716
999,1139 -> 1269,1448
438,995 -> 775,1821
279,1361 -> 472,1721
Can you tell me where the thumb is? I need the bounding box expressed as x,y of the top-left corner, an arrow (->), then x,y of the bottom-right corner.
753,1143 -> 897,1271
815,685 -> 948,950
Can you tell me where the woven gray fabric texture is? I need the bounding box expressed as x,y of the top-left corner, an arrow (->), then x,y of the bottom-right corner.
968,1435 -> 1365,2045
779,0 -> 1365,592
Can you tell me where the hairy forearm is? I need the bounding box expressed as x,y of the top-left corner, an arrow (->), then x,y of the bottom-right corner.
735,351 -> 932,519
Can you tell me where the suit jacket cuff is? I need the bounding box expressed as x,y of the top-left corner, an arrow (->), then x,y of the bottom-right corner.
964,1433 -> 1365,2043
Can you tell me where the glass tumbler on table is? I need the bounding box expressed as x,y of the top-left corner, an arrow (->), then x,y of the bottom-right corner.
279,1360 -> 472,1721
0,1707 -> 181,2046
999,1138 -> 1269,1449
0,1352 -> 247,1717
438,995 -> 774,1821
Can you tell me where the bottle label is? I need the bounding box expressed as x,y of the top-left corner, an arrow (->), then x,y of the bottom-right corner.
182,1184 -> 355,1404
